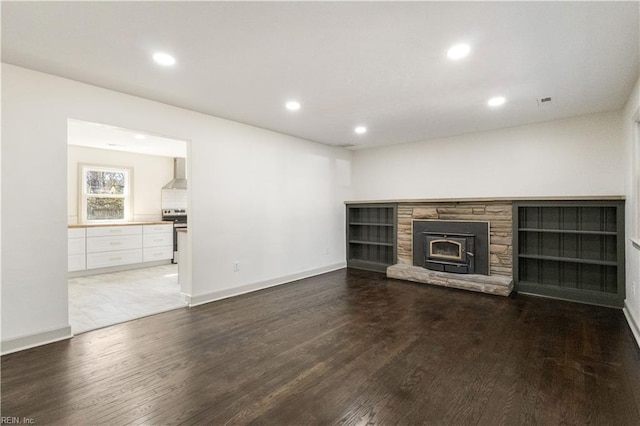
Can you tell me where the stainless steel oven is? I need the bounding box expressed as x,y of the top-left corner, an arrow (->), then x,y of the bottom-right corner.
161,209 -> 187,263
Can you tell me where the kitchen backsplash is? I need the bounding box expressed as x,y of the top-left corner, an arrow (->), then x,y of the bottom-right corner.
161,189 -> 188,210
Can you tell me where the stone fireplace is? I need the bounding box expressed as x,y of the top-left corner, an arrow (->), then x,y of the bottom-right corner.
387,201 -> 514,296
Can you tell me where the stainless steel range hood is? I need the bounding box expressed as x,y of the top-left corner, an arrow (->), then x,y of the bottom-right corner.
163,158 -> 187,190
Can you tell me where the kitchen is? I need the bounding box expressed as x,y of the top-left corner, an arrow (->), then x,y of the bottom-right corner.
67,119 -> 190,333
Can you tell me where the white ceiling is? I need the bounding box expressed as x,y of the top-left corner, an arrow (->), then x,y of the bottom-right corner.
68,119 -> 187,158
3,2 -> 639,149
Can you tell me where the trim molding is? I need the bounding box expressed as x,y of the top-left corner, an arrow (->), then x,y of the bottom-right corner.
1,325 -> 73,355
185,262 -> 346,307
345,195 -> 626,205
623,302 -> 640,349
69,259 -> 171,278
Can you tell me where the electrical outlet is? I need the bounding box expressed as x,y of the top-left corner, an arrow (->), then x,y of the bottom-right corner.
325,248 -> 330,255
233,261 -> 240,272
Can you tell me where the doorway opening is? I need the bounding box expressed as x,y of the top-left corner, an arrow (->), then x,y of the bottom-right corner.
67,119 -> 190,334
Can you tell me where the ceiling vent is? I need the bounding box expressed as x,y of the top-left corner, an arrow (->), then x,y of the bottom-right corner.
537,96 -> 553,107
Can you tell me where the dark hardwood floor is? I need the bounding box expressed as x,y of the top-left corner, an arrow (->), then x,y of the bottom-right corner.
3,268 -> 640,425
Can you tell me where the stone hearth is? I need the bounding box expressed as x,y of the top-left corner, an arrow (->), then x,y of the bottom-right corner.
387,264 -> 513,296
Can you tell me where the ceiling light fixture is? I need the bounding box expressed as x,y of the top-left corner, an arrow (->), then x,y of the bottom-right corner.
487,96 -> 506,107
134,134 -> 147,140
153,52 -> 176,66
354,126 -> 367,134
447,43 -> 471,60
285,101 -> 301,111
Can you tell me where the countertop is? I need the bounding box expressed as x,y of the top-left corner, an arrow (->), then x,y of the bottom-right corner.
68,221 -> 174,228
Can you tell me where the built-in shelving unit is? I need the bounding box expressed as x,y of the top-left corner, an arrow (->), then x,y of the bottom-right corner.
513,200 -> 625,307
347,204 -> 397,272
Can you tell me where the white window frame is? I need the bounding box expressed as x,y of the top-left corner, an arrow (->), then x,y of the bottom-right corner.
79,163 -> 133,224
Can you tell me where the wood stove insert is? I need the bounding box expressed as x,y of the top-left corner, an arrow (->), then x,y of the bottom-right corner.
423,232 -> 475,274
413,220 -> 489,275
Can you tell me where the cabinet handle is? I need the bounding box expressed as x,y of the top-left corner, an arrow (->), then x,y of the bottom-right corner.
110,242 -> 122,246
110,257 -> 122,261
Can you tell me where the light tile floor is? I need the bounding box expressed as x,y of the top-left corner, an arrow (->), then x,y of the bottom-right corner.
68,264 -> 187,334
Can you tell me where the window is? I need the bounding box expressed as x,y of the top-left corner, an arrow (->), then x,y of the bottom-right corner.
80,164 -> 132,223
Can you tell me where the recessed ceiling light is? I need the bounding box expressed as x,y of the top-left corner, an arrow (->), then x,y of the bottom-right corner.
447,43 -> 471,60
354,126 -> 367,134
488,96 -> 506,107
153,52 -> 176,66
285,101 -> 301,111
134,134 -> 147,140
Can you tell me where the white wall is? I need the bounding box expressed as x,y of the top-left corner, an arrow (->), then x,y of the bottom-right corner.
67,145 -> 174,224
1,64 -> 351,352
352,111 -> 625,200
623,73 -> 640,342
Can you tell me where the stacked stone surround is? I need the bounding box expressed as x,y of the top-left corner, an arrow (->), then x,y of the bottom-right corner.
397,201 -> 513,277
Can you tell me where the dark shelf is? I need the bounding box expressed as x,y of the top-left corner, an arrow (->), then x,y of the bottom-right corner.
347,204 -> 397,272
519,228 -> 617,236
350,222 -> 394,227
349,240 -> 394,247
347,259 -> 392,273
518,253 -> 617,266
514,200 -> 624,308
516,281 -> 622,308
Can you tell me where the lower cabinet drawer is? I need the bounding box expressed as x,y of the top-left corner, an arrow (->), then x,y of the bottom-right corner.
87,249 -> 142,269
143,233 -> 173,248
144,224 -> 173,234
68,254 -> 86,272
143,247 -> 173,262
87,234 -> 142,253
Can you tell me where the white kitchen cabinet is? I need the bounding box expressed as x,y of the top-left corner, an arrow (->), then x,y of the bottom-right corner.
68,253 -> 86,272
86,226 -> 142,269
143,247 -> 173,263
68,228 -> 86,239
143,224 -> 173,234
86,225 -> 142,237
69,223 -> 173,274
87,249 -> 143,269
177,229 -> 191,297
68,236 -> 86,255
143,233 -> 172,248
68,228 -> 86,272
87,234 -> 143,253
142,224 -> 173,262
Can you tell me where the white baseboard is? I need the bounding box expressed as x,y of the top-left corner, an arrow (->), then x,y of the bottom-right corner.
186,262 -> 346,307
1,325 -> 73,355
623,302 -> 640,349
68,259 -> 171,278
